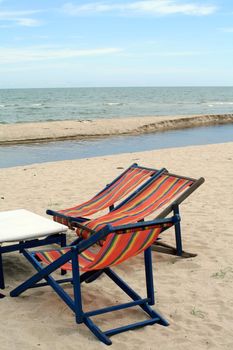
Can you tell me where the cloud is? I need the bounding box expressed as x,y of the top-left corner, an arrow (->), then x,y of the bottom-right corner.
146,50 -> 205,57
0,10 -> 42,27
219,27 -> 233,33
0,47 -> 123,64
62,0 -> 217,16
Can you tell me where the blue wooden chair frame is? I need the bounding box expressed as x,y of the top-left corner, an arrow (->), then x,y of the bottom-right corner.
10,215 -> 179,345
0,233 -> 66,291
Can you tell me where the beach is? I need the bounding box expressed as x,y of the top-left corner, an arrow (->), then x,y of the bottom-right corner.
0,141 -> 233,349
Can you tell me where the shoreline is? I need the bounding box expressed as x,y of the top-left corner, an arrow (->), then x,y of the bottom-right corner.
0,113 -> 233,145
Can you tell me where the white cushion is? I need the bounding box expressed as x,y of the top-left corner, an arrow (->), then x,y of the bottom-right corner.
0,209 -> 67,243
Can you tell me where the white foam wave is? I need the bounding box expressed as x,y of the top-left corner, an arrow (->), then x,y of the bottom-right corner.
207,101 -> 233,106
103,102 -> 124,106
31,103 -> 43,107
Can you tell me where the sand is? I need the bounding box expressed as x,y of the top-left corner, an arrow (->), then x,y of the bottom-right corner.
0,142 -> 233,349
0,113 -> 233,144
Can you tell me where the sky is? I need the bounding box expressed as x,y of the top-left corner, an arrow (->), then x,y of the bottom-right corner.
0,0 -> 233,88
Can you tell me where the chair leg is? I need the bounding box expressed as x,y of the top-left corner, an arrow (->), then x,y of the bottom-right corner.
144,247 -> 155,305
72,252 -> 110,344
84,317 -> 112,345
60,234 -> 67,247
173,205 -> 183,256
72,252 -> 84,324
175,222 -> 183,256
84,270 -> 104,283
0,251 -> 5,290
60,234 -> 67,276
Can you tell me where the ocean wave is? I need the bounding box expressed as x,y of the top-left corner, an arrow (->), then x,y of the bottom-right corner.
4,103 -> 20,107
103,102 -> 124,106
207,102 -> 233,106
31,103 -> 43,107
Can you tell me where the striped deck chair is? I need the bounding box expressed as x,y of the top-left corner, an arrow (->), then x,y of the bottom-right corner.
71,170 -> 205,257
11,215 -> 179,345
46,163 -> 160,228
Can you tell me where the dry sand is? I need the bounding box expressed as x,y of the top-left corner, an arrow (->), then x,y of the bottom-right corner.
0,142 -> 233,349
1,113 -> 233,144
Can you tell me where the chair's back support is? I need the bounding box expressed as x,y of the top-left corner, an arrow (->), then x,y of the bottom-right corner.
48,163 -> 159,222
77,171 -> 204,237
155,173 -> 205,219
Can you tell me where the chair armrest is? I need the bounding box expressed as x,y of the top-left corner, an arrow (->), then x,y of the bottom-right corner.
46,209 -> 89,223
27,245 -> 77,254
76,215 -> 180,254
30,216 -> 180,256
107,215 -> 180,234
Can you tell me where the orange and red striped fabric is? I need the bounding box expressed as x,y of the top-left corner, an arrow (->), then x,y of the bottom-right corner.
77,174 -> 193,239
54,166 -> 156,226
36,222 -> 172,272
36,173 -> 193,272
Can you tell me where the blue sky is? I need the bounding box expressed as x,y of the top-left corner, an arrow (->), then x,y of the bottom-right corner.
0,0 -> 233,88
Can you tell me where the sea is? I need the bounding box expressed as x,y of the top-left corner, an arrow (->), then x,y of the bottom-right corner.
0,86 -> 233,124
0,86 -> 233,168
